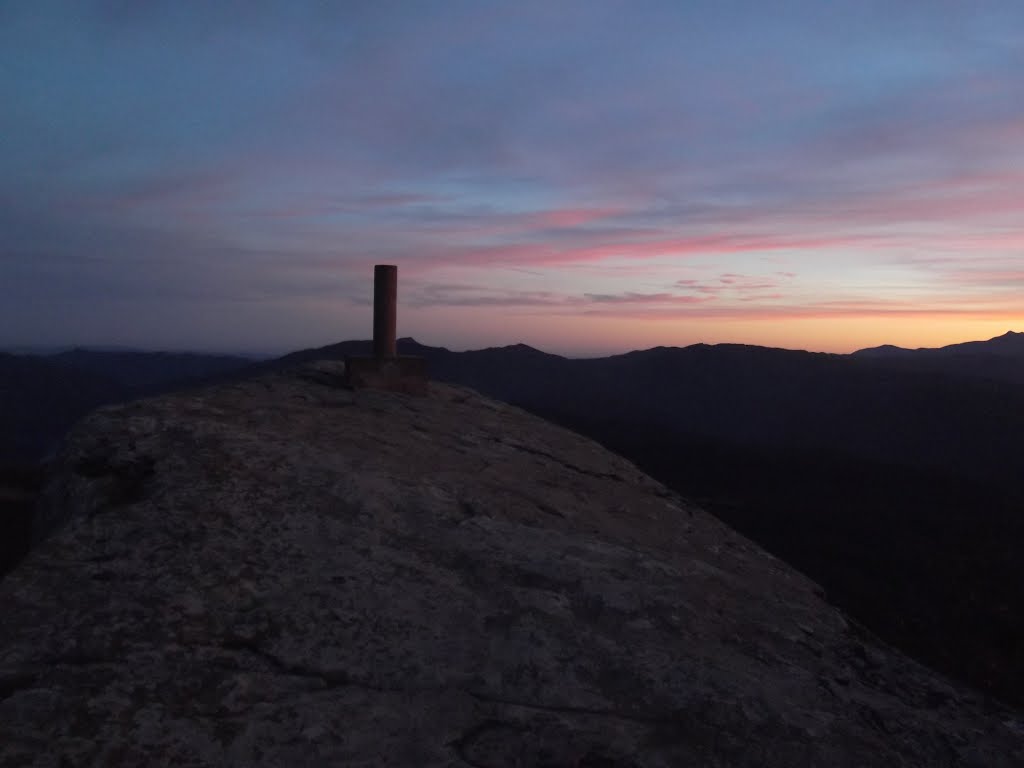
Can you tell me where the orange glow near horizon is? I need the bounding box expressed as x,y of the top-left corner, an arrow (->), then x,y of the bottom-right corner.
402,304 -> 1024,356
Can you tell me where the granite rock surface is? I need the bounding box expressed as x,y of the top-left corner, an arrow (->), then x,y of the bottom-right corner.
1,362 -> 1021,767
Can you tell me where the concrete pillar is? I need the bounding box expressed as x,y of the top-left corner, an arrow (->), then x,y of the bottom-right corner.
373,264 -> 397,358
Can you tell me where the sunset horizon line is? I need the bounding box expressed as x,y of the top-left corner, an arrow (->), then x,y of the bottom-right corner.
5,327 -> 1021,361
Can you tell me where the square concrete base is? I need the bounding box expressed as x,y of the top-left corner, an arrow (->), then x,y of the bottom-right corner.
344,355 -> 428,395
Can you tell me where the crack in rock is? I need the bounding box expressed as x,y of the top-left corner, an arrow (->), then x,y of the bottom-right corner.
464,689 -> 675,727
0,672 -> 38,703
499,440 -> 627,483
219,638 -> 389,693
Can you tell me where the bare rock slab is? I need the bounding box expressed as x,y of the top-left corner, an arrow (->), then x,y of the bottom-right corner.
1,363 -> 1021,766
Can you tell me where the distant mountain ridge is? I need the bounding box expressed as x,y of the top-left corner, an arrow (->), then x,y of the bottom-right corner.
851,330 -> 1024,385
854,330 -> 1024,357
269,332 -> 1024,492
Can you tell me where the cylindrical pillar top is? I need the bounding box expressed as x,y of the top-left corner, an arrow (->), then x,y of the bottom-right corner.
373,264 -> 397,358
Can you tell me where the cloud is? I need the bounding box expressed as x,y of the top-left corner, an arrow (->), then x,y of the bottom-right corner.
407,283 -> 565,308
668,272 -> 798,301
4,1 -> 1024,351
583,292 -> 710,305
429,233 -> 877,268
578,298 -> 1024,322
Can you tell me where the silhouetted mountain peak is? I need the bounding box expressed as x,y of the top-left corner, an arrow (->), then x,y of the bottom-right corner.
470,342 -> 563,360
990,330 -> 1024,344
852,343 -> 911,358
395,337 -> 449,353
505,342 -> 546,354
854,331 -> 1024,359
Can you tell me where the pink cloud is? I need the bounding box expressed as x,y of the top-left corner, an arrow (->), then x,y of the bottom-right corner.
442,232 -> 875,268
934,268 -> 1024,288
799,167 -> 1024,231
578,298 -> 1024,321
673,272 -> 796,298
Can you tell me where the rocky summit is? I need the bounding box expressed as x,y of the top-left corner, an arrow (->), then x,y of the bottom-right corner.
1,363 -> 1021,767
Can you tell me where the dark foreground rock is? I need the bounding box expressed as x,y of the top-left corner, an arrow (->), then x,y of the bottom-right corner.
1,362 -> 1021,767
0,466 -> 41,578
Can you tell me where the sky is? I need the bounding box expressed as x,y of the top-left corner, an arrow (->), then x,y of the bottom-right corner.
2,1 -> 1023,356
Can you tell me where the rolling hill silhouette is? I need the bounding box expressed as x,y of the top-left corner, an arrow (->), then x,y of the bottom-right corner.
274,334 -> 1024,495
853,330 -> 1024,383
